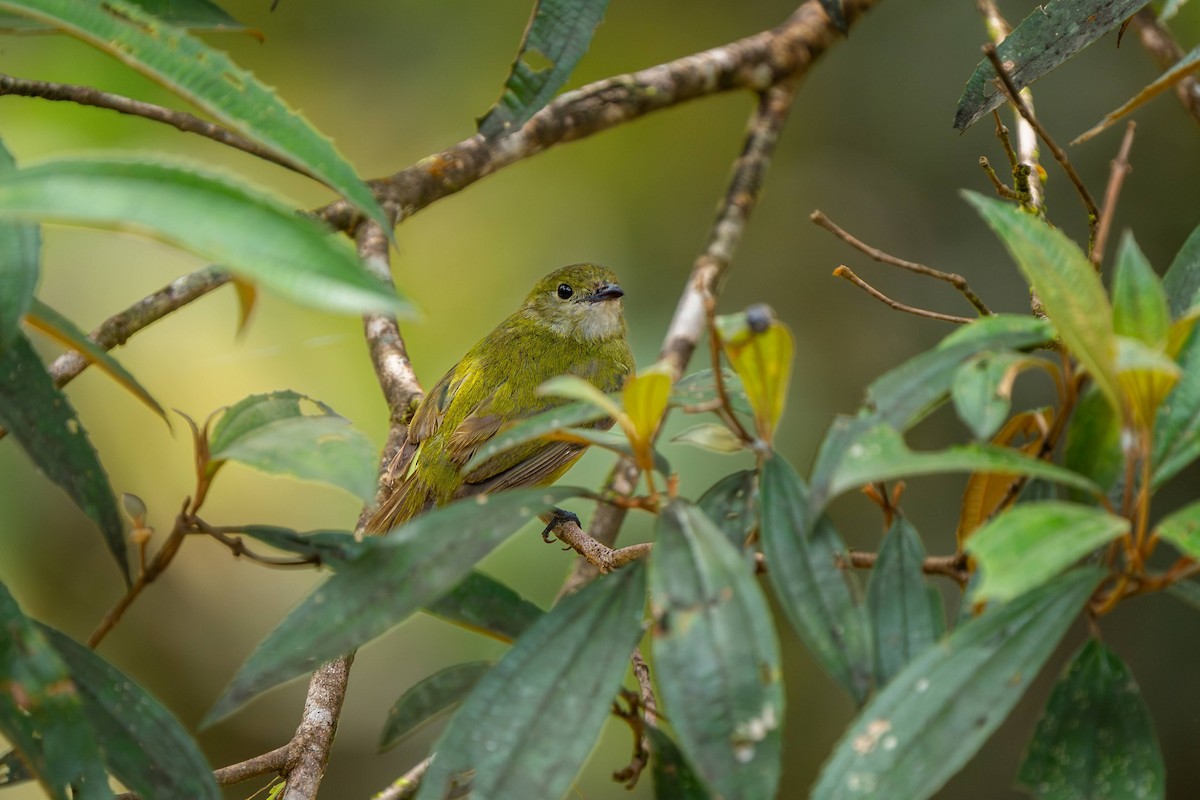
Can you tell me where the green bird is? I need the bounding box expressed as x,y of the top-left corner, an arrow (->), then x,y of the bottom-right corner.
366,263 -> 634,534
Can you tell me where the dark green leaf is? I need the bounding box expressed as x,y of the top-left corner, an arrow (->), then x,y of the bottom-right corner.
1017,640 -> 1163,800
26,298 -> 167,424
866,314 -> 1052,431
209,391 -> 376,501
0,333 -> 127,584
951,351 -> 1029,440
651,501 -> 784,800
0,0 -> 244,32
478,0 -> 610,138
967,502 -> 1127,602
1167,579 -> 1200,611
0,0 -> 389,234
0,138 -> 39,351
696,469 -> 759,550
647,727 -> 712,800
1153,326 -> 1200,487
462,400 -> 607,475
760,452 -> 871,705
0,157 -> 406,315
416,563 -> 646,800
1163,220 -> 1200,318
812,568 -> 1103,800
670,368 -> 754,416
0,582 -> 111,800
39,625 -> 219,799
233,525 -> 366,564
1065,385 -> 1123,500
204,486 -> 585,725
1112,232 -> 1169,346
867,517 -> 938,687
816,421 -> 1099,510
379,661 -> 493,752
424,570 -> 544,642
953,0 -> 1150,130
965,192 -> 1120,412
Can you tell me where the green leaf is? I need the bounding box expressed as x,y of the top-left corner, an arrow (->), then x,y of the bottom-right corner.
25,298 -> 167,425
379,661 -> 493,752
953,0 -> 1150,130
204,485 -> 584,725
1166,579 -> 1200,611
0,157 -> 406,315
650,502 -> 783,800
696,469 -> 759,551
866,517 -> 938,687
646,727 -> 712,800
1064,385 -> 1123,500
0,0 -> 389,234
1075,41 -> 1200,145
865,314 -> 1053,431
39,625 -> 220,800
951,351 -> 1030,440
670,368 -> 754,416
208,391 -> 376,501
477,0 -> 610,138
1017,640 -> 1164,800
424,570 -> 544,643
0,0 -> 245,32
461,400 -> 607,475
0,138 -> 39,351
967,502 -> 1128,603
1112,233 -> 1170,346
816,421 -> 1099,509
812,568 -> 1103,800
671,423 -> 745,453
0,581 -> 111,800
537,374 -> 623,419
416,563 -> 646,800
1152,325 -> 1200,487
231,525 -> 367,564
760,453 -> 872,705
965,192 -> 1120,412
1154,499 -> 1200,560
0,333 -> 127,584
1163,220 -> 1200,318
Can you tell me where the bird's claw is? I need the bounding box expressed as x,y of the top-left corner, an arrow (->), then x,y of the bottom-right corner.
541,507 -> 581,544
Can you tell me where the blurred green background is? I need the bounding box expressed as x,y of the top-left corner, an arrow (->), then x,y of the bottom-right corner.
3,1 -> 1200,797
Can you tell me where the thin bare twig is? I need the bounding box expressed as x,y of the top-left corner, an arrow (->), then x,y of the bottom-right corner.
1091,121 -> 1138,268
88,521 -> 187,648
833,266 -> 974,324
214,744 -> 290,785
0,72 -> 308,175
978,155 -> 1020,200
811,210 -> 991,315
372,756 -> 433,800
845,549 -> 969,582
982,44 -> 1098,228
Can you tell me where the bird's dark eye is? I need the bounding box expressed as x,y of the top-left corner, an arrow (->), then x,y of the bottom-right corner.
556,283 -> 574,300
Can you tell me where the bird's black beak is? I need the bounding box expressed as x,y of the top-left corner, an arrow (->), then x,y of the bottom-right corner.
586,282 -> 625,303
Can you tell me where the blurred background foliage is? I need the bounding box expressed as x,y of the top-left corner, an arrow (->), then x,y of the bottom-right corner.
3,1 -> 1200,797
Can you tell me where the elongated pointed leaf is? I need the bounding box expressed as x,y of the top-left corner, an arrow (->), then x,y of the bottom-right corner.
1163,220 -> 1200,317
1152,325 -> 1200,487
232,525 -> 367,564
379,661 -> 493,752
1065,385 -> 1123,499
1075,41 -> 1200,144
696,469 -> 759,550
538,374 -> 623,419
0,138 -> 39,350
867,518 -> 938,687
670,368 -> 753,416
0,582 -> 111,800
39,625 -> 219,799
416,563 -> 646,800
721,321 -> 793,443
672,422 -> 745,453
205,486 -> 584,724
1112,233 -> 1169,346
624,369 -> 672,444
0,0 -> 245,32
424,570 -> 544,642
951,351 -> 1032,440
0,157 -> 405,315
647,726 -> 712,800
1154,499 -> 1200,559
651,501 -> 784,800
0,333 -> 127,584
760,452 -> 872,705
966,192 -> 1121,412
478,0 -> 611,138
462,400 -> 606,474
0,0 -> 388,233
1017,640 -> 1163,800
953,0 -> 1150,130
25,298 -> 167,424
818,421 -> 1099,508
812,568 -> 1103,800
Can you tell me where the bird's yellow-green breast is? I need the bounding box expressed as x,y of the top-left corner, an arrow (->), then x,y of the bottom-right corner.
367,264 -> 634,532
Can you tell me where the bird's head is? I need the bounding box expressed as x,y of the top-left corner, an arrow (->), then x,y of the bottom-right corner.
523,263 -> 627,342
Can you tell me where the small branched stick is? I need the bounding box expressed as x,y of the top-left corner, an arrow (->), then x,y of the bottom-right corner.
844,549 -> 970,583
1090,121 -> 1138,268
833,266 -> 974,324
